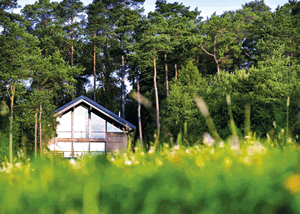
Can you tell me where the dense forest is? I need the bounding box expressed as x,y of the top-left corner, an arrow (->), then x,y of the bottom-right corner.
0,0 -> 300,159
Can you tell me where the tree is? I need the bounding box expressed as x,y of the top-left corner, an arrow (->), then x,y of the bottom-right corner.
0,0 -> 22,26
22,0 -> 64,57
56,0 -> 85,98
114,0 -> 144,118
86,0 -> 122,112
133,15 -> 171,141
163,60 -> 207,142
198,12 -> 243,81
0,22 -> 40,162
154,0 -> 201,95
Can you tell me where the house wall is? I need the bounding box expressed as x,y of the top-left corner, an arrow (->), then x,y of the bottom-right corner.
48,102 -> 132,156
106,132 -> 128,152
48,132 -> 128,153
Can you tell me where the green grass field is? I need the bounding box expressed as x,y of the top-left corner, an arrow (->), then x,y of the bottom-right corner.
1,135 -> 300,214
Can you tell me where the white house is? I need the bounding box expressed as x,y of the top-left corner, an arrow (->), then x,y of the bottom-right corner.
48,95 -> 136,157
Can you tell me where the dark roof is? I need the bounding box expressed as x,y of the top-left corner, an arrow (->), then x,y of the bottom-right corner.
55,95 -> 136,130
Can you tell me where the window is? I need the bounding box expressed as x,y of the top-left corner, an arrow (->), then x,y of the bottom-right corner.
107,122 -> 123,133
74,106 -> 88,138
73,142 -> 89,152
50,142 -> 72,158
91,112 -> 106,138
57,105 -> 124,139
50,142 -> 105,158
57,111 -> 71,138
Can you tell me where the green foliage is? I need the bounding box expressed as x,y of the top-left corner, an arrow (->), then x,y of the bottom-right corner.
162,60 -> 207,142
0,141 -> 299,213
164,48 -> 300,141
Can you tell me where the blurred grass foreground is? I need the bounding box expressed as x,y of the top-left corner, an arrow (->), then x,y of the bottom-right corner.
1,138 -> 300,214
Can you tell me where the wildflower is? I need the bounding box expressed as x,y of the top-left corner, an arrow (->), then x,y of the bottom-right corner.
230,145 -> 239,150
110,157 -> 115,162
195,156 -> 205,168
224,158 -> 232,167
125,160 -> 132,166
148,146 -> 155,154
246,143 -> 267,155
15,163 -> 22,168
203,133 -> 215,147
185,149 -> 190,154
242,156 -> 251,165
210,148 -> 215,154
141,152 -> 145,156
155,158 -> 163,166
218,142 -> 224,148
194,145 -> 200,151
173,145 -> 180,150
285,174 -> 300,194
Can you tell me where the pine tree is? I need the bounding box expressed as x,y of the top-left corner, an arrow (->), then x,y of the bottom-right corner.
0,22 -> 40,162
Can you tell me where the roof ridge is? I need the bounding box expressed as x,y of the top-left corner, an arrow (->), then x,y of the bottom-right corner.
55,95 -> 136,130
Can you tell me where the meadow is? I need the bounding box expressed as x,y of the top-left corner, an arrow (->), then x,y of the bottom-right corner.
1,134 -> 300,214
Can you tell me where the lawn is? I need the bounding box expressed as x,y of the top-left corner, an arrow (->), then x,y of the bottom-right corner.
1,135 -> 300,214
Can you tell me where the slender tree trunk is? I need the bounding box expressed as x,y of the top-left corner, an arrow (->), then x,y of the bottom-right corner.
93,31 -> 97,102
137,73 -> 143,147
175,64 -> 178,80
35,110 -> 37,157
217,63 -> 220,82
71,22 -> 74,67
71,19 -> 75,99
165,53 -> 169,97
153,56 -> 160,138
106,36 -> 110,106
120,35 -> 125,118
39,104 -> 42,156
9,91 -> 14,164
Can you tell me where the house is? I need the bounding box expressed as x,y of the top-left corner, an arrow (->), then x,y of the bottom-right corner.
48,95 -> 136,158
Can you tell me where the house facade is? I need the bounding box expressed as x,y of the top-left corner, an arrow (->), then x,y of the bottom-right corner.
48,95 -> 136,158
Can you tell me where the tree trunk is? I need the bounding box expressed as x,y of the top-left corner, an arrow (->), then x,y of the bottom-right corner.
153,56 -> 160,138
120,35 -> 125,119
35,110 -> 37,157
165,53 -> 169,97
71,19 -> 75,99
106,36 -> 110,106
217,63 -> 220,82
93,31 -> 97,102
39,104 -> 42,156
71,20 -> 74,67
137,73 -> 143,147
175,63 -> 178,80
9,92 -> 14,164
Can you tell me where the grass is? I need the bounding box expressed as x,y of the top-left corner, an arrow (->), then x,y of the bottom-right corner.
0,136 -> 300,213
0,95 -> 298,213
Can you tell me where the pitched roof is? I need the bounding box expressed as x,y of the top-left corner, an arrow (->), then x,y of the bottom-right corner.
55,95 -> 136,130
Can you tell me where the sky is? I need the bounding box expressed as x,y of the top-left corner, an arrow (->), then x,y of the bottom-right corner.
17,0 -> 290,19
